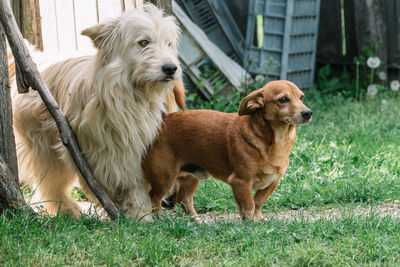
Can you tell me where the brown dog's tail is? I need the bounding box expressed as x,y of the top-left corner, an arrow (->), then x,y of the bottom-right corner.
173,79 -> 186,111
166,79 -> 186,113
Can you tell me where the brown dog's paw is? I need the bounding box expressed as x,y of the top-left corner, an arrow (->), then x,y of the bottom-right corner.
191,215 -> 203,225
253,210 -> 264,221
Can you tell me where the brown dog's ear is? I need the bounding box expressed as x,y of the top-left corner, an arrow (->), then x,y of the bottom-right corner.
238,89 -> 264,116
81,19 -> 119,49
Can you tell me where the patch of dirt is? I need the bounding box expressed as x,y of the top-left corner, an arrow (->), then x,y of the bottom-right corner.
195,203 -> 400,223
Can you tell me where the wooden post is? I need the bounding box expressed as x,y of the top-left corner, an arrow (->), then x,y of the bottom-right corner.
10,0 -> 43,51
0,26 -> 29,212
0,27 -> 18,182
0,156 -> 29,212
0,0 -> 120,220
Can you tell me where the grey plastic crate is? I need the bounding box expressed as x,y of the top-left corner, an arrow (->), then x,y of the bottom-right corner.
176,0 -> 244,64
244,0 -> 321,89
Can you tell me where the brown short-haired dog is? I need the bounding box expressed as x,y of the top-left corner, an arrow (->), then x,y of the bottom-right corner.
143,80 -> 312,220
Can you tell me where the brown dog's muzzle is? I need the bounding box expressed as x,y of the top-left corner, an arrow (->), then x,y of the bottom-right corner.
301,109 -> 313,123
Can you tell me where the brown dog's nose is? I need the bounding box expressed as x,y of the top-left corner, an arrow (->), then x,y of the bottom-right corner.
162,63 -> 177,76
302,109 -> 313,120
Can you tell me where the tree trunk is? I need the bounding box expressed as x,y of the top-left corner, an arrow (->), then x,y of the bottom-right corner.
10,0 -> 43,51
0,27 -> 18,182
0,26 -> 28,212
353,0 -> 387,72
0,156 -> 28,212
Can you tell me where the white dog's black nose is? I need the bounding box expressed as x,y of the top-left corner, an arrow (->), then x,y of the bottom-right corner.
302,109 -> 313,120
162,63 -> 177,76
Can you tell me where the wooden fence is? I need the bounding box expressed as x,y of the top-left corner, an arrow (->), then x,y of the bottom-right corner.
316,0 -> 400,79
37,0 -> 143,52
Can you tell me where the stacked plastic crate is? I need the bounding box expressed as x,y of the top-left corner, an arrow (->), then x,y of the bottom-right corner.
244,0 -> 321,89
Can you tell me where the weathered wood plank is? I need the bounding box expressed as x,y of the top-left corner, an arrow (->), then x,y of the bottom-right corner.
135,0 -> 144,9
173,1 -> 246,91
10,0 -> 43,50
74,0 -> 98,51
39,0 -> 59,51
353,0 -> 388,72
386,0 -> 400,69
123,0 -> 144,10
54,0 -> 77,51
97,0 -> 122,21
316,0 -> 342,64
123,0 -> 140,10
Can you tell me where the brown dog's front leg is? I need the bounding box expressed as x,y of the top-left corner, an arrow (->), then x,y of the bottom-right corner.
176,175 -> 200,216
253,180 -> 279,220
228,174 -> 255,220
149,189 -> 165,216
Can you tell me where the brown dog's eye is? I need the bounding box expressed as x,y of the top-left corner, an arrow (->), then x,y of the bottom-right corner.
278,97 -> 289,103
139,40 -> 149,47
300,95 -> 304,101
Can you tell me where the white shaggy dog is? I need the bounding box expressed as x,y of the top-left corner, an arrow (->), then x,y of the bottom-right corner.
12,4 -> 182,221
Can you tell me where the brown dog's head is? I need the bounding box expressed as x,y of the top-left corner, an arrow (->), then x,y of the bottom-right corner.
238,80 -> 312,125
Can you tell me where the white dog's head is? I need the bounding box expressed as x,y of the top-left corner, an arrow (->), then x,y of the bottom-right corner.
81,3 -> 181,87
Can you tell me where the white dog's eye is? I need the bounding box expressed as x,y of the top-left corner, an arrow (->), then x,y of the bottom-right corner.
139,40 -> 149,47
168,42 -> 173,47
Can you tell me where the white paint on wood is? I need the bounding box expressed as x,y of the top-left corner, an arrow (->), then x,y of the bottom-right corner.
123,0 -> 143,10
97,0 -> 122,21
54,0 -> 76,51
123,0 -> 135,10
73,0 -> 98,52
39,0 -> 129,52
39,0 -> 59,51
135,0 -> 143,9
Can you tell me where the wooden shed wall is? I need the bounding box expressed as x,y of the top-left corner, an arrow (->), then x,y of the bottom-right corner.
38,0 -> 143,52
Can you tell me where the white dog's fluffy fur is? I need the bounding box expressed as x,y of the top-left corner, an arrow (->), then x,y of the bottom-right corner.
12,4 -> 182,220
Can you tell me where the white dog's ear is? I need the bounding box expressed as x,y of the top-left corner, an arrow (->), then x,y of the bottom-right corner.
81,19 -> 119,49
238,88 -> 265,116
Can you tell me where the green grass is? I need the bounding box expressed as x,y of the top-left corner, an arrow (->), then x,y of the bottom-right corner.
1,210 -> 400,266
2,91 -> 400,266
